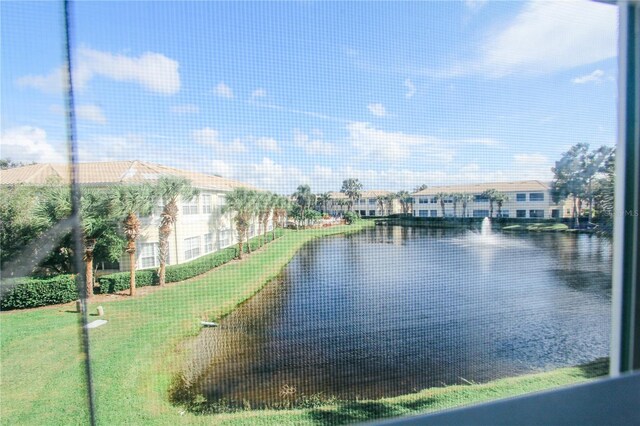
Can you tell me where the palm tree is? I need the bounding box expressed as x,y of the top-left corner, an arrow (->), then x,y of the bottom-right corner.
481,189 -> 498,218
451,193 -> 463,218
460,193 -> 473,218
317,192 -> 331,214
396,191 -> 412,215
110,184 -> 155,296
434,192 -> 448,217
293,185 -> 315,228
222,188 -> 256,259
271,195 -> 290,237
154,176 -> 198,286
376,195 -> 386,216
494,192 -> 509,218
384,194 -> 396,216
341,178 -> 362,212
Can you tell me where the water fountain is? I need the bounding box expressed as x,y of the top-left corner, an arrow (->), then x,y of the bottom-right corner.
481,217 -> 492,238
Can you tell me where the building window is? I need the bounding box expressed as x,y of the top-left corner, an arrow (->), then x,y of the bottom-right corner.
430,198 -> 437,204
551,209 -> 560,218
473,209 -> 489,217
516,210 -> 527,218
184,236 -> 201,260
516,193 -> 526,202
219,229 -> 233,248
369,198 -> 376,204
419,210 -> 428,217
529,192 -> 544,201
204,233 -> 214,253
474,195 -> 489,203
369,210 -> 375,216
183,196 -> 199,215
529,210 -> 545,218
202,194 -> 213,214
138,243 -> 160,269
430,210 -> 438,217
359,210 -> 366,216
419,198 -> 429,204
497,210 -> 509,218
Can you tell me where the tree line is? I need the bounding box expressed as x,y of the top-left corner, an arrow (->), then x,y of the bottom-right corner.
0,178 -> 291,298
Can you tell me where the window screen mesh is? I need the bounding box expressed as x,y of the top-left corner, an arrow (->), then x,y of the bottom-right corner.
0,1 -> 617,424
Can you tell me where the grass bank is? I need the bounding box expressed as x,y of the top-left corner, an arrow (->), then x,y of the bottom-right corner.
0,222 -> 372,425
0,220 -> 606,425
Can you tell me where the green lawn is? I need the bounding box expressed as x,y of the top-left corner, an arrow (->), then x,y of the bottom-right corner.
0,221 -> 606,425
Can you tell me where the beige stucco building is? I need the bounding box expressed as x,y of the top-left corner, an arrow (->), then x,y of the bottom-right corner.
411,180 -> 571,219
0,161 -> 270,273
326,190 -> 402,217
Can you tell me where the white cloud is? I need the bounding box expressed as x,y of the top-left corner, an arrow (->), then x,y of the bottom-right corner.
512,153 -> 553,180
171,104 -> 200,114
460,137 -> 500,147
293,129 -> 334,156
368,103 -> 387,117
572,69 -> 605,84
346,121 -> 454,162
404,79 -> 416,98
229,138 -> 247,153
465,0 -> 487,12
17,48 -> 181,94
16,68 -> 66,94
78,133 -> 147,162
255,137 -> 280,152
49,104 -> 107,124
251,88 -> 267,99
215,82 -> 233,98
193,128 -> 221,146
211,159 -> 233,177
0,126 -> 65,163
480,1 -> 616,77
76,105 -> 107,124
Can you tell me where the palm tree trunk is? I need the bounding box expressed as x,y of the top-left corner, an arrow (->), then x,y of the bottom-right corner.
128,249 -> 136,296
158,227 -> 170,286
573,196 -> 580,228
84,239 -> 96,298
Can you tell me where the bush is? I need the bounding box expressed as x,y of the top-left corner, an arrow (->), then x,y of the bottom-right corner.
0,275 -> 77,310
343,211 -> 360,224
97,229 -> 285,293
97,270 -> 157,294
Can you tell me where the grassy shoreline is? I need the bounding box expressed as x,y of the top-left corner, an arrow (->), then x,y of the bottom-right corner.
0,220 -> 607,425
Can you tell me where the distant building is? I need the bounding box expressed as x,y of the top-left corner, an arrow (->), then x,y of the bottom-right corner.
326,190 -> 402,217
0,161 -> 269,273
411,180 -> 571,219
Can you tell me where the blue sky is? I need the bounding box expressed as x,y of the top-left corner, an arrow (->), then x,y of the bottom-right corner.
1,1 -> 617,193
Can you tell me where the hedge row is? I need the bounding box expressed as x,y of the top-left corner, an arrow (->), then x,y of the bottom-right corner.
97,229 -> 284,294
0,275 -> 77,310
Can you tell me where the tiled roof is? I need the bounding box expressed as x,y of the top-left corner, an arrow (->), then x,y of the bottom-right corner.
412,180 -> 550,196
0,160 -> 258,191
327,190 -> 395,199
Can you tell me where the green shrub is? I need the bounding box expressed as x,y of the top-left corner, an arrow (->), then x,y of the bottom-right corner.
0,275 -> 77,310
97,270 -> 157,294
97,229 -> 284,293
343,211 -> 360,224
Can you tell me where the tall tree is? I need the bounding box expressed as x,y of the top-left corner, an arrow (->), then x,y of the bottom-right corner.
494,192 -> 509,218
552,144 -> 589,228
110,184 -> 155,296
460,193 -> 473,218
434,192 -> 448,217
481,189 -> 498,218
222,188 -> 256,260
451,193 -> 463,218
384,194 -> 396,216
293,185 -> 315,228
376,195 -> 386,216
154,176 -> 198,286
396,191 -> 412,215
341,178 -> 362,212
593,149 -> 616,229
317,192 -> 331,214
582,146 -> 614,223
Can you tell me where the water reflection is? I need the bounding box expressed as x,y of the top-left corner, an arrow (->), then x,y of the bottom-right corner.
190,226 -> 611,407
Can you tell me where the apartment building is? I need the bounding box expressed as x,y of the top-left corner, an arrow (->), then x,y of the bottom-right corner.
0,161 -> 269,272
326,190 -> 402,217
411,180 -> 570,219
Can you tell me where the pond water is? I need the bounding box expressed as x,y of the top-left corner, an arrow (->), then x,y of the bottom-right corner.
189,225 -> 612,406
